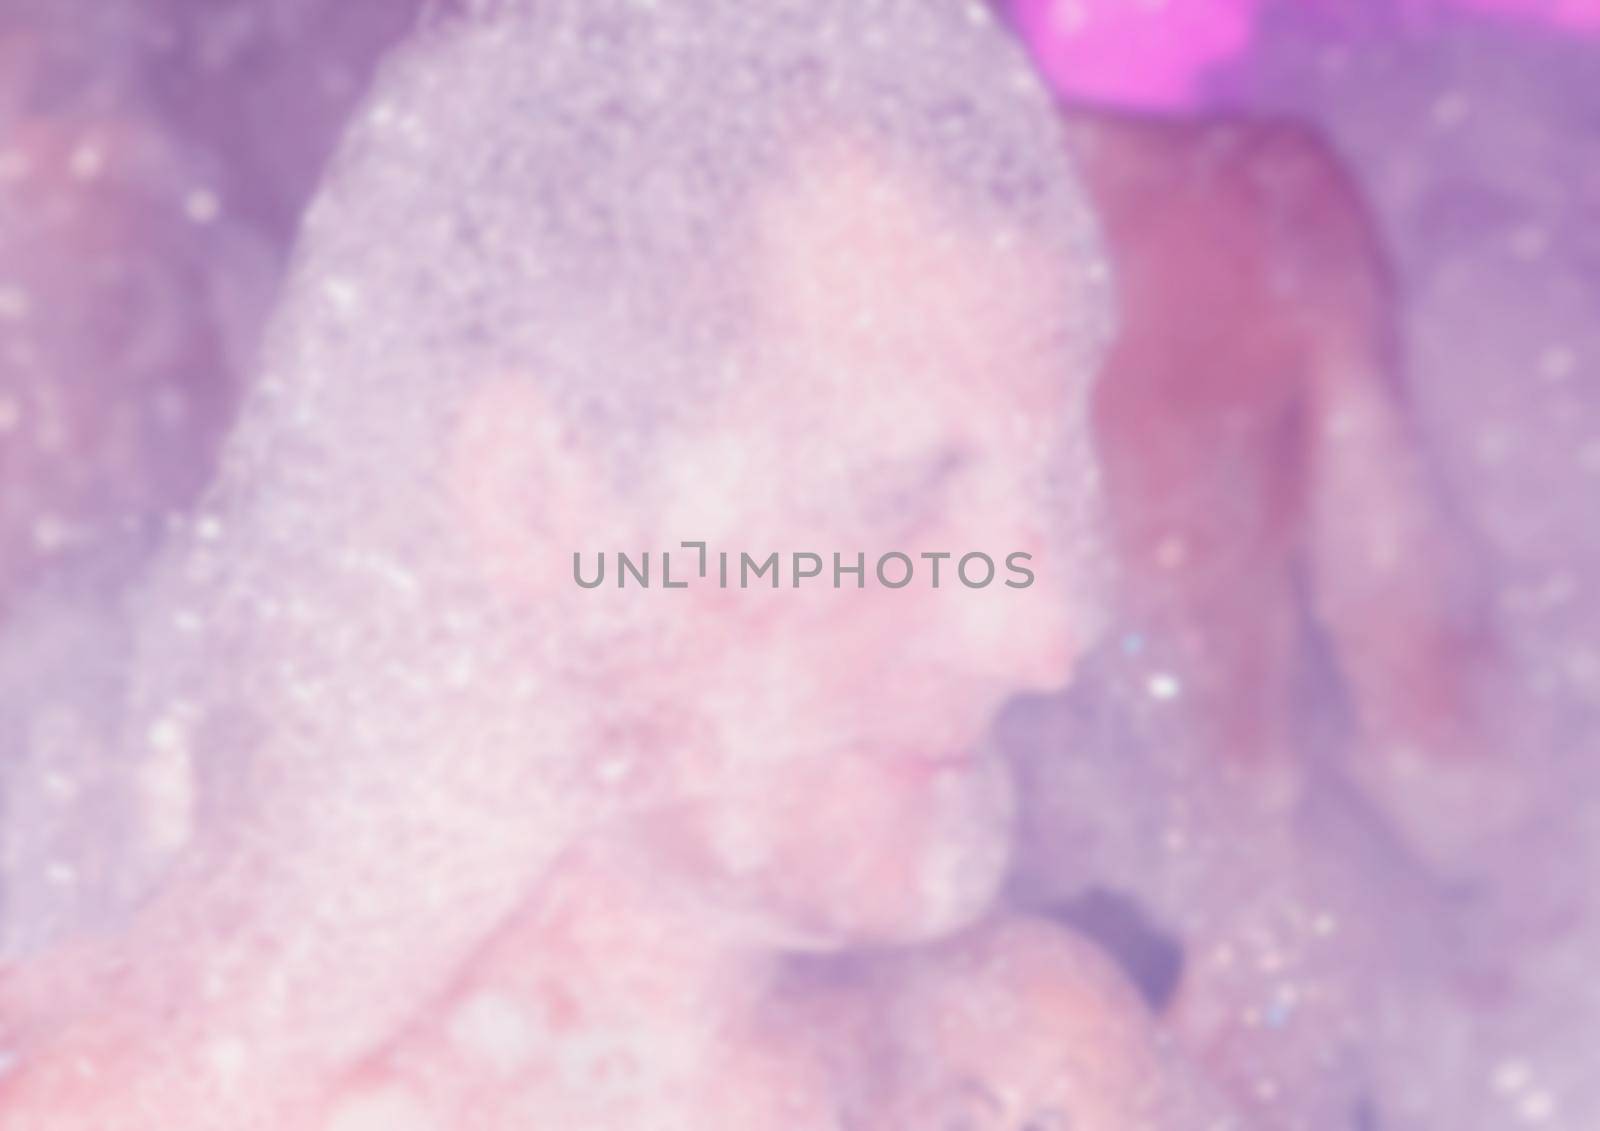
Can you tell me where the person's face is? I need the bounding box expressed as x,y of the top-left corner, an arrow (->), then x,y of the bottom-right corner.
455,142 -> 1096,945
625,145 -> 1093,943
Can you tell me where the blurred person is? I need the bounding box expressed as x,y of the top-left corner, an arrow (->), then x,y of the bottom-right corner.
999,5 -> 1551,1123
0,3 -> 1124,1125
305,902 -> 1242,1131
1005,0 -> 1535,869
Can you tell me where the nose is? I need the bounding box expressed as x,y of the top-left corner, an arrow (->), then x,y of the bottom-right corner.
1009,591 -> 1080,693
944,572 -> 1080,697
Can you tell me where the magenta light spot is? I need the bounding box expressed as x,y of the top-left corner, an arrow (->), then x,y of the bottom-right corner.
1009,0 -> 1263,111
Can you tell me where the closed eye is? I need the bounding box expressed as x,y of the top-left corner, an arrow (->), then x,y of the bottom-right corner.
859,446 -> 970,533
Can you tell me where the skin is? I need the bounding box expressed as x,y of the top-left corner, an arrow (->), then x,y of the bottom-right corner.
304,906 -> 1238,1131
861,919 -> 1242,1131
0,140 -> 1095,1127
313,836 -> 842,1131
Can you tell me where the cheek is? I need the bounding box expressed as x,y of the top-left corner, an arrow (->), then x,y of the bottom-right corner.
789,596 -> 975,722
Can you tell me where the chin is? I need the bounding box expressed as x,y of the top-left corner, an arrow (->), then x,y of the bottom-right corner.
754,754 -> 1020,951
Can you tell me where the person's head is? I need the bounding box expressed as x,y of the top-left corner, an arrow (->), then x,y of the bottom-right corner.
175,0 -> 1113,944
448,129 -> 1108,943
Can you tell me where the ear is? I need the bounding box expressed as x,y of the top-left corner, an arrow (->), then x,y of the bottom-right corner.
447,376 -> 615,604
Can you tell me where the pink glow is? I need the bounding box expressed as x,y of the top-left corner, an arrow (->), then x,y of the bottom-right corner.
1011,0 -> 1599,112
1008,0 -> 1264,111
